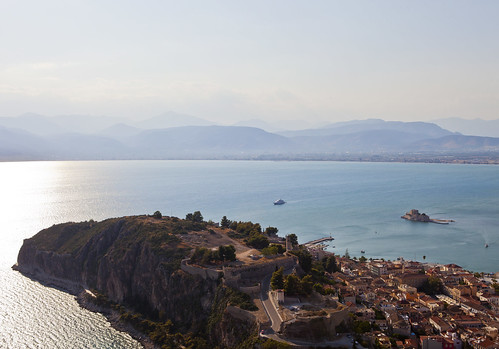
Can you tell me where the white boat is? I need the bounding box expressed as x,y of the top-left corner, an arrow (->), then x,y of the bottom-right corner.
273,199 -> 286,205
361,250 -> 365,253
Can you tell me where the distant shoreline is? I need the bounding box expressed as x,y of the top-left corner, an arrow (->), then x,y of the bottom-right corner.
2,155 -> 499,165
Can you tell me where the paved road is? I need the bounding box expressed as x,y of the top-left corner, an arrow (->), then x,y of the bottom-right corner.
260,274 -> 282,332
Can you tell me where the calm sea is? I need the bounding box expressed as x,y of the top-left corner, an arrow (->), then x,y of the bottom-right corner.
1,160 -> 498,348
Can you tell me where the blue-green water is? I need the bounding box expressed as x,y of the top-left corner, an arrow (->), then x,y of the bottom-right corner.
1,160 -> 498,348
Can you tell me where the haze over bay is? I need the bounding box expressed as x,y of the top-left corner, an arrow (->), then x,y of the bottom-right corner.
1,1 -> 499,125
2,1 -> 499,346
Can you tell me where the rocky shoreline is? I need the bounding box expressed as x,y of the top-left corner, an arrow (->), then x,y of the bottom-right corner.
12,263 -> 154,349
76,292 -> 156,349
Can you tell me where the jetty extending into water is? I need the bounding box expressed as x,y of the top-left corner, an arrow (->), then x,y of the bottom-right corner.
304,236 -> 334,247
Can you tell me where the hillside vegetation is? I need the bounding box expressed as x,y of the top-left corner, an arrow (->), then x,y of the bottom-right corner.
15,213 -> 284,348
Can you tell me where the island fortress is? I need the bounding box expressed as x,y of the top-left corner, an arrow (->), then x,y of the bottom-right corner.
402,209 -> 454,224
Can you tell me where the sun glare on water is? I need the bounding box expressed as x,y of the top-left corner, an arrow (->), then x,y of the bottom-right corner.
0,161 -> 66,263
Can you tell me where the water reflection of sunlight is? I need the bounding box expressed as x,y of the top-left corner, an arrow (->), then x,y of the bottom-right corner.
0,162 -> 64,265
0,161 -> 62,215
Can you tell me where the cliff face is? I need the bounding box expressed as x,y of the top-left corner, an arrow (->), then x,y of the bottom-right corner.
207,287 -> 259,348
15,216 -> 218,331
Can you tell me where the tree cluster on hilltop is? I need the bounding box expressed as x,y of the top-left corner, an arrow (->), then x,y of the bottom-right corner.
191,245 -> 236,265
220,216 -> 280,250
186,211 -> 203,223
261,243 -> 285,256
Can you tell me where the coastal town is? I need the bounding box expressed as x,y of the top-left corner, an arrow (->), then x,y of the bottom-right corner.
263,238 -> 499,349
307,254 -> 499,349
182,224 -> 499,349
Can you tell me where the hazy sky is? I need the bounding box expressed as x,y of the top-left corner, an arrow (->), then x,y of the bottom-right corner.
1,0 -> 498,124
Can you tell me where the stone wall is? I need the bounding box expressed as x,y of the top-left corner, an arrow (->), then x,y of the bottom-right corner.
223,256 -> 297,288
182,255 -> 296,289
180,259 -> 222,281
279,306 -> 349,341
239,284 -> 261,295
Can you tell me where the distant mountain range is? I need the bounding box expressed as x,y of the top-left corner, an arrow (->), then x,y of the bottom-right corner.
0,111 -> 211,137
432,117 -> 499,138
1,113 -> 499,161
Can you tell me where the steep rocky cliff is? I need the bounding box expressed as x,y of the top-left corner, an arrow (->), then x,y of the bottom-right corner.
14,215 -> 259,346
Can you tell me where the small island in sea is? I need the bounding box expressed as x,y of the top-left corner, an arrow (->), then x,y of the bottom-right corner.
402,209 -> 455,224
12,211 -> 498,348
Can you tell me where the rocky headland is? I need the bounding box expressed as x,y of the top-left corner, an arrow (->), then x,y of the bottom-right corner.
13,214 -> 266,348
17,212 -> 495,349
13,213 -> 353,348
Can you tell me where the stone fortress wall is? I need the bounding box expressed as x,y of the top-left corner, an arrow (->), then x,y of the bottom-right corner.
223,255 -> 297,288
180,259 -> 222,281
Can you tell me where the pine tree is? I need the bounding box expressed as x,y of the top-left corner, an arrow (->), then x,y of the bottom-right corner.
345,248 -> 350,259
220,216 -> 231,228
270,267 -> 284,290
